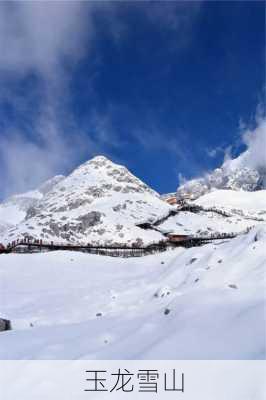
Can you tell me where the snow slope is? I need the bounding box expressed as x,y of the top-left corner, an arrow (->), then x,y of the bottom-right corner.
0,225 -> 265,360
156,189 -> 266,236
0,175 -> 64,229
158,209 -> 261,236
196,189 -> 266,214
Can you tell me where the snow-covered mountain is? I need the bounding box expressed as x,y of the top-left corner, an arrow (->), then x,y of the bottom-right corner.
1,156 -> 170,245
0,175 -> 64,235
177,149 -> 266,201
0,175 -> 64,225
1,155 -> 265,245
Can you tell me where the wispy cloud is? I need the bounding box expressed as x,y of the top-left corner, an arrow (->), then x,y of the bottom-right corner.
0,2 -> 89,80
0,102 -> 100,198
221,102 -> 266,172
206,101 -> 266,171
0,1 -> 93,198
206,144 -> 233,162
141,0 -> 202,47
240,117 -> 266,171
205,114 -> 266,179
206,146 -> 224,159
0,1 -> 203,199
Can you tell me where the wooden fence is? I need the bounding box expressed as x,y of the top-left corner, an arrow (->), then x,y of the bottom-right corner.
1,233 -> 238,257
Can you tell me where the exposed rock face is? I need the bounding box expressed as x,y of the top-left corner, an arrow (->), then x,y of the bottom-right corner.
76,212 -> 102,230
177,178 -> 209,200
1,156 -> 170,246
225,168 -> 261,191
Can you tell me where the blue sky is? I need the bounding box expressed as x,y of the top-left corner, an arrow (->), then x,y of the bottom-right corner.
0,1 -> 265,199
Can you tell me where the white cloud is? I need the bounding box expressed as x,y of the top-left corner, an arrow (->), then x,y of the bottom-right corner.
178,172 -> 187,186
0,104 -> 98,198
206,114 -> 266,172
0,1 -> 89,80
206,145 -> 226,159
143,1 -> 202,35
0,1 -> 203,199
241,118 -> 266,171
0,1 -> 93,198
220,116 -> 266,178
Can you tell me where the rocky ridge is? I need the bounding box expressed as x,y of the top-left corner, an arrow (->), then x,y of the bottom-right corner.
177,149 -> 266,201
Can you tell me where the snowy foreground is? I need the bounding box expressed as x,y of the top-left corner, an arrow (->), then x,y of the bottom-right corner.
0,225 -> 265,360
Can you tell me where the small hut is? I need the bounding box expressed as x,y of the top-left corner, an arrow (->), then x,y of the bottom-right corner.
166,196 -> 177,205
167,234 -> 190,243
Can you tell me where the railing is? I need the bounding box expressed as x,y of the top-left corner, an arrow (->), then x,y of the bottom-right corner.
1,232 -> 240,257
4,239 -> 169,257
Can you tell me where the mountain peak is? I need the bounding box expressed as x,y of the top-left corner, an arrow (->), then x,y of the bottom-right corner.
74,155 -> 121,176
1,156 -> 169,245
84,155 -> 117,168
90,155 -> 111,163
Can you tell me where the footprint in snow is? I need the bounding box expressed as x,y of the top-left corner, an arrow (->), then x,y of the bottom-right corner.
154,287 -> 171,298
110,291 -> 117,300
